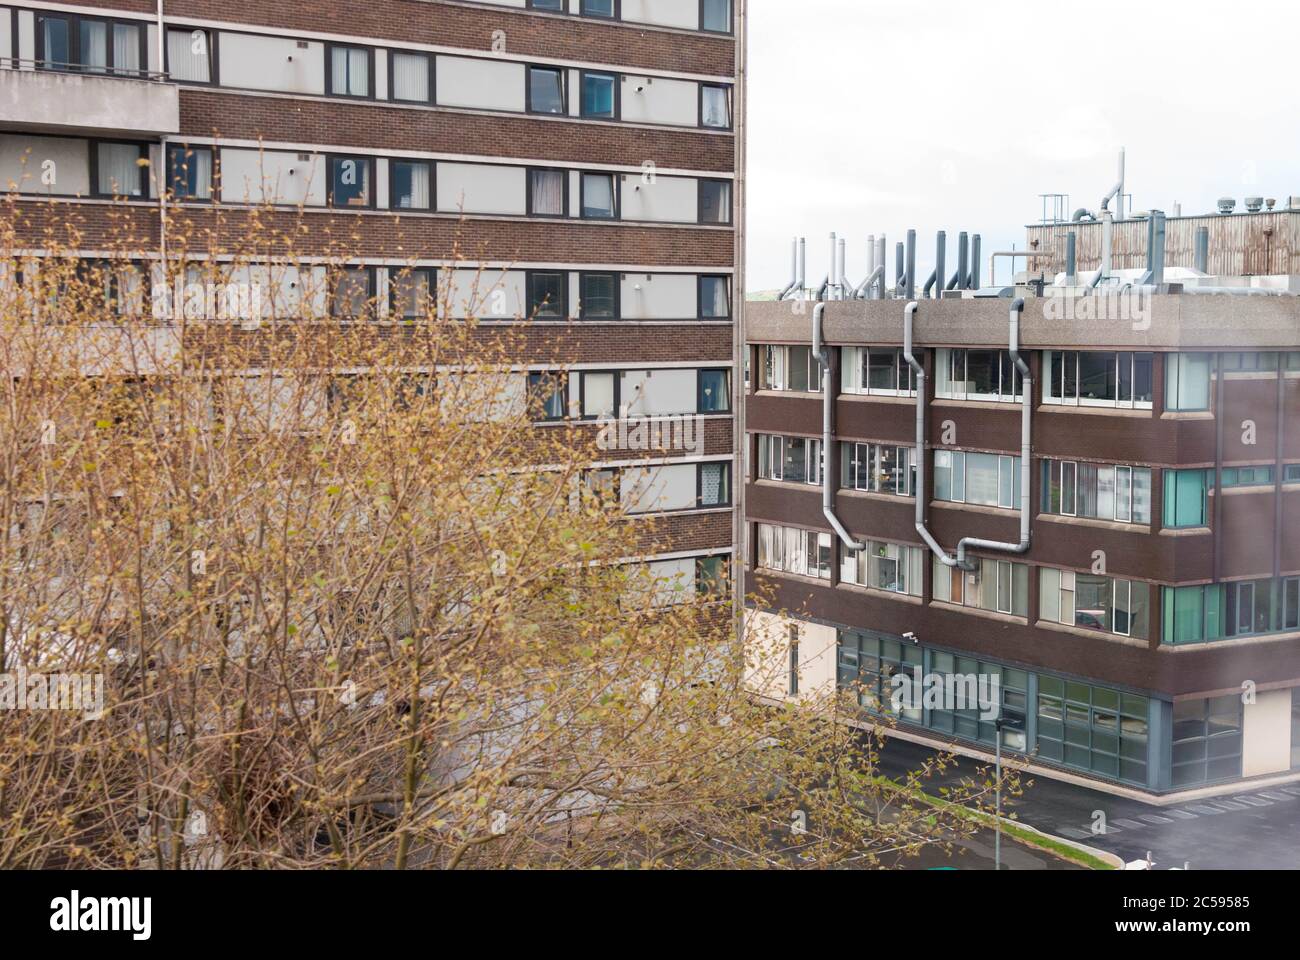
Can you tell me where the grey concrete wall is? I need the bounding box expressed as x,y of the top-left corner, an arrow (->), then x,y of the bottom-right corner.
0,70 -> 178,137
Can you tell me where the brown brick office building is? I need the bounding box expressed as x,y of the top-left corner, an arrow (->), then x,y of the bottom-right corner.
745,217 -> 1300,795
1,0 -> 745,595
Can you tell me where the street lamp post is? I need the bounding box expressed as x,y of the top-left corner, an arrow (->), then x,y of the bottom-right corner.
994,716 -> 1003,871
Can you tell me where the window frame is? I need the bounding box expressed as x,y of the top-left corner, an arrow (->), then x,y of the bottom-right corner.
89,139 -> 149,199
328,265 -> 377,319
526,270 -> 569,321
35,12 -> 149,78
387,266 -> 438,321
578,69 -> 620,120
697,274 -> 731,320
1044,350 -> 1154,410
526,166 -> 570,219
163,25 -> 218,85
386,48 -> 434,105
697,178 -> 733,225
696,461 -> 732,509
579,170 -> 619,220
697,367 -> 731,414
699,0 -> 734,34
578,370 -> 620,421
527,371 -> 568,423
388,158 -> 434,211
578,271 -> 621,321
164,143 -> 216,203
326,154 -> 376,209
324,42 -> 375,100
699,82 -> 733,130
579,0 -> 620,19
525,64 -> 567,116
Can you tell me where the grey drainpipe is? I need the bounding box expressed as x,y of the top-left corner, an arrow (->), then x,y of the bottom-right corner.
902,301 -> 959,568
812,303 -> 864,551
904,299 -> 1033,572
954,298 -> 1033,569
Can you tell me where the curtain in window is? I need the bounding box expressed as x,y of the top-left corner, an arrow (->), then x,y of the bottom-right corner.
701,277 -> 729,318
700,464 -> 726,506
167,29 -> 210,82
182,148 -> 212,199
113,23 -> 141,75
98,143 -> 141,196
530,170 -> 565,216
333,47 -> 368,96
393,162 -> 430,209
80,21 -> 108,72
391,52 -> 429,102
702,86 -> 730,127
40,18 -> 71,69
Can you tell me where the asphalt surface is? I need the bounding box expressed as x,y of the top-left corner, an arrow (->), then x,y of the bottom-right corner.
877,736 -> 1300,870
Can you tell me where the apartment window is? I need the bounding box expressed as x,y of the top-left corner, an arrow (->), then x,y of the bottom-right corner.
580,173 -> 617,219
1045,351 -> 1153,408
1043,460 -> 1152,524
330,267 -> 374,318
699,276 -> 731,319
1038,677 -> 1149,785
757,524 -> 832,581
699,179 -> 732,224
760,345 -> 822,393
1163,469 -> 1210,529
389,51 -> 432,103
528,0 -> 565,10
166,144 -> 213,201
1217,465 -> 1275,488
527,66 -> 566,115
1039,568 -> 1149,639
934,556 -> 1029,617
842,443 -> 913,497
842,347 -> 915,397
1172,697 -> 1242,787
580,0 -> 618,17
580,71 -> 618,119
94,141 -> 147,197
1285,577 -> 1300,632
527,271 -> 567,320
698,463 -> 730,508
1165,353 -> 1213,412
697,556 -> 729,598
701,0 -> 733,33
528,168 -> 567,217
1219,351 -> 1279,374
327,44 -> 371,98
841,541 -> 924,597
758,435 -> 822,485
698,369 -> 730,413
579,273 -> 619,320
527,373 -> 567,422
936,348 -> 1023,402
1163,577 -> 1300,644
934,451 -> 1021,509
328,156 -> 372,208
166,27 -> 214,83
1287,465 -> 1300,484
580,371 -> 618,419
389,268 -> 435,320
390,160 -> 432,210
38,15 -> 144,77
701,84 -> 732,128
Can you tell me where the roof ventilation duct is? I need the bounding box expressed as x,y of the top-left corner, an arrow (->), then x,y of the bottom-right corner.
1217,197 -> 1237,214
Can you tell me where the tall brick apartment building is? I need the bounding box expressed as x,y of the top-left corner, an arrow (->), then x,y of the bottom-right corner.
0,1 -> 744,595
746,210 -> 1300,797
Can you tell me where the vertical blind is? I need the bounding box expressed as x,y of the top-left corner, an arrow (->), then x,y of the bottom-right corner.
167,29 -> 210,82
391,52 -> 429,102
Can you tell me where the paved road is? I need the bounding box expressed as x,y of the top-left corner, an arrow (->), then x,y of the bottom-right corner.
876,736 -> 1300,870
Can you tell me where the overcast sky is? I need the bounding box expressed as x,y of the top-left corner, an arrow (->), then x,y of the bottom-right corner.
744,0 -> 1300,292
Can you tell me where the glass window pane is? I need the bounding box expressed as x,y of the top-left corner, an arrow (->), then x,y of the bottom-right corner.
80,20 -> 108,73
700,180 -> 732,224
167,146 -> 212,200
700,276 -> 730,319
701,0 -> 733,32
97,143 -> 143,197
580,274 -> 617,320
583,373 -> 615,418
168,28 -> 211,82
40,17 -> 71,70
581,72 -> 616,118
699,370 -> 729,413
582,174 -> 616,218
702,85 -> 731,127
391,161 -> 431,210
331,157 -> 371,207
391,51 -> 429,102
529,272 -> 566,320
529,169 -> 565,216
529,67 -> 565,114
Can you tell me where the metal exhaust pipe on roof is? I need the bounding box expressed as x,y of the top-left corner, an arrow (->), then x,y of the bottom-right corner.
813,303 -> 865,552
1065,232 -> 1078,285
968,235 -> 981,290
955,232 -> 969,290
1147,210 -> 1167,288
933,231 -> 946,300
838,237 -> 848,300
895,242 -> 905,297
905,230 -> 916,301
1194,226 -> 1209,274
799,237 -> 807,297
778,237 -> 799,300
876,236 -> 887,298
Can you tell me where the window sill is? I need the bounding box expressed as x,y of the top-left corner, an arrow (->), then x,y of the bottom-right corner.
838,583 -> 924,605
1033,618 -> 1149,649
1157,526 -> 1211,537
931,500 -> 1019,518
1160,630 -> 1300,651
1040,513 -> 1151,535
928,599 -> 1027,627
1160,411 -> 1215,421
839,488 -> 914,504
1040,404 -> 1154,418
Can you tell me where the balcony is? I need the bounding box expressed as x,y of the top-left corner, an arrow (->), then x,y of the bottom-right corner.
0,66 -> 179,138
